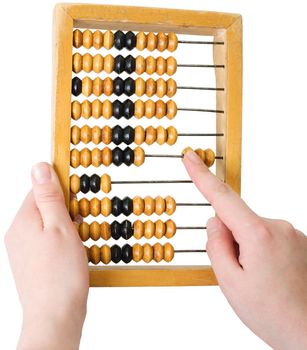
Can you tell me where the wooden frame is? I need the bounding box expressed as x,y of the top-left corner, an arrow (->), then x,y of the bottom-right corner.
52,4 -> 242,287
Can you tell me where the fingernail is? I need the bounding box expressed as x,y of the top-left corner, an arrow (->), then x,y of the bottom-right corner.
207,217 -> 218,231
31,163 -> 51,184
184,151 -> 203,165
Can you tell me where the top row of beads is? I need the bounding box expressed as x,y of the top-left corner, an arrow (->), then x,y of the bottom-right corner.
73,29 -> 178,52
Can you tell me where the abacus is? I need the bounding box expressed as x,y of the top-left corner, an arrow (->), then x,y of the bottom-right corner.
52,4 -> 242,287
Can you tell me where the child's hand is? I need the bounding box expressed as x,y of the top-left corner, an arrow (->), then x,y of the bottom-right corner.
5,163 -> 89,350
183,151 -> 307,350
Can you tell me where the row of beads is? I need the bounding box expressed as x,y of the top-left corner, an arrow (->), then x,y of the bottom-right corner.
71,125 -> 178,146
71,99 -> 177,120
72,76 -> 177,97
70,195 -> 176,218
73,53 -> 177,75
73,29 -> 178,52
86,242 -> 175,264
70,146 -> 144,168
77,219 -> 176,241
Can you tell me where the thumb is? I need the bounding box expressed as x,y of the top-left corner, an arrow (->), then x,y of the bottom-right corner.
31,162 -> 71,230
206,217 -> 242,286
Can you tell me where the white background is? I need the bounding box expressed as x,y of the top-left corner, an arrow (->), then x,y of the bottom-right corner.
1,0 -> 307,349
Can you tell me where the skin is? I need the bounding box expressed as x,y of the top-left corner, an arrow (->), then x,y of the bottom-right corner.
5,156 -> 307,349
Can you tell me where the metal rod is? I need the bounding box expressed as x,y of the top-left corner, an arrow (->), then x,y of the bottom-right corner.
178,40 -> 224,45
178,107 -> 224,114
145,154 -> 224,160
174,249 -> 207,253
178,86 -> 225,91
112,180 -> 192,185
177,203 -> 211,206
178,64 -> 225,68
178,133 -> 224,137
177,226 -> 207,230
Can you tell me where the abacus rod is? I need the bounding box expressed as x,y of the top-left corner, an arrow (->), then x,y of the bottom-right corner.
178,40 -> 224,45
178,64 -> 225,68
178,86 -> 225,91
112,180 -> 192,185
174,249 -> 207,253
178,107 -> 224,114
177,226 -> 207,230
177,203 -> 211,206
145,154 -> 224,160
178,133 -> 224,137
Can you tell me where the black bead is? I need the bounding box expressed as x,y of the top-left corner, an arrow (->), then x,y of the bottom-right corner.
113,77 -> 124,96
121,244 -> 132,264
124,77 -> 135,96
72,77 -> 82,96
111,221 -> 122,240
114,55 -> 125,74
125,31 -> 136,51
121,220 -> 133,240
122,197 -> 133,216
123,99 -> 134,119
125,55 -> 135,74
123,147 -> 134,166
114,30 -> 126,50
111,196 -> 122,216
89,174 -> 100,193
111,245 -> 122,264
123,126 -> 134,145
80,174 -> 90,194
113,100 -> 124,119
112,125 -> 123,145
112,147 -> 123,166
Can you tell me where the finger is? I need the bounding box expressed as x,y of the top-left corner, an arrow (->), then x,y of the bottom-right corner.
31,162 -> 72,230
183,151 -> 259,239
206,217 -> 242,286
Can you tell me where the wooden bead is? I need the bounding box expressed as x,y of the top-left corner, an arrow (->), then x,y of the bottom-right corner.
80,125 -> 92,144
71,101 -> 81,120
144,220 -> 155,239
153,243 -> 164,262
71,126 -> 80,145
101,197 -> 111,216
147,32 -> 157,51
195,148 -> 206,162
144,196 -> 155,216
164,243 -> 174,262
157,32 -> 168,52
155,196 -> 166,215
90,245 -> 101,264
135,56 -> 145,74
155,220 -> 166,239
134,147 -> 145,166
134,100 -> 144,119
93,54 -> 103,73
104,77 -> 113,96
182,147 -> 193,156
70,149 -> 80,168
156,57 -> 166,75
101,245 -> 111,264
80,148 -> 91,167
145,126 -> 156,145
73,29 -> 83,48
82,53 -> 93,73
136,32 -> 147,50
144,100 -> 155,119
143,243 -> 153,263
166,126 -> 178,145
101,173 -> 111,193
102,147 -> 112,166
70,174 -> 80,194
104,30 -> 114,49
93,30 -> 103,49
156,78 -> 167,98
135,78 -> 145,97
133,220 -> 144,239
102,100 -> 112,119
102,125 -> 112,144
70,198 -> 79,218
166,56 -> 177,75
146,78 -> 156,97
167,32 -> 178,52
83,100 -> 92,118
166,100 -> 177,119
92,148 -> 102,167
90,198 -> 100,217
205,148 -> 215,168
134,126 -> 145,145
165,219 -> 176,238
93,77 -> 103,96
90,99 -> 100,119
92,126 -> 102,144
165,196 -> 176,215
101,222 -> 111,240
156,126 -> 167,145
166,78 -> 177,97
156,100 -> 166,119
83,29 -> 93,49
82,77 -> 92,97
133,243 -> 144,262
90,221 -> 101,241
79,222 -> 90,241
145,56 -> 156,75
104,54 -> 114,74
133,196 -> 144,216
72,53 -> 82,73
84,246 -> 90,262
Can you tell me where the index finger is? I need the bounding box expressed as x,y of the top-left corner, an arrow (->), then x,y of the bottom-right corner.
183,151 -> 259,239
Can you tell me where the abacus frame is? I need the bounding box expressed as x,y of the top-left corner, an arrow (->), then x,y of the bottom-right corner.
52,3 -> 242,287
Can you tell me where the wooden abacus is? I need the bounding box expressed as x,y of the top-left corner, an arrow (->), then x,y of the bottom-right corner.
52,4 -> 242,287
